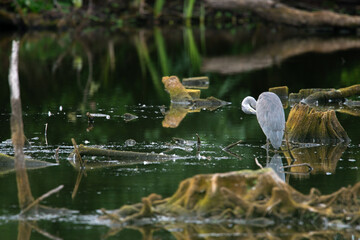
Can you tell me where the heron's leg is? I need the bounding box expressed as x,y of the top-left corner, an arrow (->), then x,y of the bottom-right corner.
266,139 -> 270,164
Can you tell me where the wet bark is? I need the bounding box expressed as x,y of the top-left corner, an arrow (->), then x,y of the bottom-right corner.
286,103 -> 350,143
8,40 -> 34,209
206,0 -> 360,27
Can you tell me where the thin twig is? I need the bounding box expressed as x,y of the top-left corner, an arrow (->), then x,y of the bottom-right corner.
224,140 -> 243,150
71,138 -> 85,168
280,163 -> 313,174
45,123 -> 48,145
222,147 -> 242,160
254,158 -> 263,169
100,208 -> 122,223
26,221 -> 63,240
196,133 -> 201,152
20,185 -> 64,215
55,147 -> 60,164
72,169 -> 85,200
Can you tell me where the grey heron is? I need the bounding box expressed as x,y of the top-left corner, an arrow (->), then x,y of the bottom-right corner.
242,92 -> 285,150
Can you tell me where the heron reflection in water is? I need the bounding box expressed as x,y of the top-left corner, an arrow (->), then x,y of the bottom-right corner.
241,92 -> 285,151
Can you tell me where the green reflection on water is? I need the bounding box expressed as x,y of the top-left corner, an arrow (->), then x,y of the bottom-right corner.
0,27 -> 360,239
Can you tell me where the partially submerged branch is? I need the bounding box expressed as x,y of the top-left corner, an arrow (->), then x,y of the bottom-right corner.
20,185 -> 64,215
68,144 -> 174,169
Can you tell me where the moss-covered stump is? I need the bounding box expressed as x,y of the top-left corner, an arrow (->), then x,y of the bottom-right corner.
286,103 -> 350,143
269,86 -> 288,98
162,104 -> 189,128
282,144 -> 347,177
101,168 -> 360,227
162,76 -> 193,103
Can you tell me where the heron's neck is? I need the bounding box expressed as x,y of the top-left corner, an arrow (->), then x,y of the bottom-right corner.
242,97 -> 257,115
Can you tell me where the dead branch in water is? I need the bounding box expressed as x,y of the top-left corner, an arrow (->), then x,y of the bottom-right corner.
20,185 -> 64,215
71,138 -> 85,168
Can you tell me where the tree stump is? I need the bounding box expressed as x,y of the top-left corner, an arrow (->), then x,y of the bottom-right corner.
286,103 -> 350,143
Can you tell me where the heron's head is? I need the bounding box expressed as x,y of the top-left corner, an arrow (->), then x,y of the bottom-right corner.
241,96 -> 257,115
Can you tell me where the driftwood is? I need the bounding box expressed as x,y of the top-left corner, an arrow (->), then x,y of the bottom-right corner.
202,38 -> 360,74
206,0 -> 360,27
101,168 -> 360,227
286,103 -> 350,143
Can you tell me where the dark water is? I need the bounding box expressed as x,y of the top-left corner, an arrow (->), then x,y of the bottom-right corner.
0,27 -> 360,239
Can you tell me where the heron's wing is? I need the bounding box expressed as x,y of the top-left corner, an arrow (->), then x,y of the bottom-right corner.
256,93 -> 285,149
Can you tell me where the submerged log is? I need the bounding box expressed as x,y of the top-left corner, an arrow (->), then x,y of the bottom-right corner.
286,104 -> 350,143
206,0 -> 360,28
101,168 -> 360,226
68,144 -> 174,169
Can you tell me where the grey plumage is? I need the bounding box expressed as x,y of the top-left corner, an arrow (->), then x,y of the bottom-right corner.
241,92 -> 285,149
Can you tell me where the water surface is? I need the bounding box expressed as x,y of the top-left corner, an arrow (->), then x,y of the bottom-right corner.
0,27 -> 360,239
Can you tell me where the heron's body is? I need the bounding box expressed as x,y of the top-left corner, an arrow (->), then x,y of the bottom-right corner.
241,92 -> 285,149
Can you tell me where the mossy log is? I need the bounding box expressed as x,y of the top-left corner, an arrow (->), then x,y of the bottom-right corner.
101,168 -> 360,226
304,84 -> 360,105
286,104 -> 350,143
68,144 -> 174,169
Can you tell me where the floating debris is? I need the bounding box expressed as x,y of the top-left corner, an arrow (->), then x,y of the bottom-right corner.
121,113 -> 138,122
86,112 -> 111,120
124,139 -> 137,147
